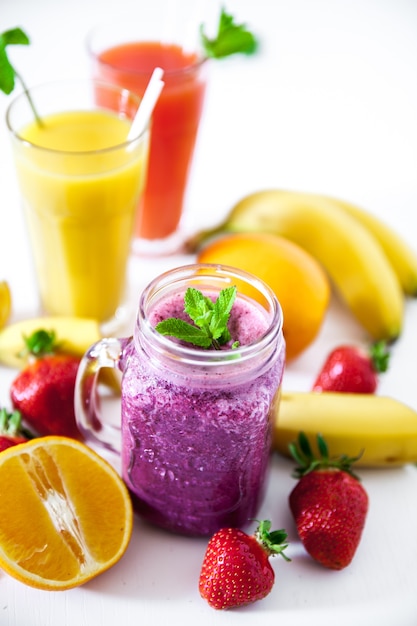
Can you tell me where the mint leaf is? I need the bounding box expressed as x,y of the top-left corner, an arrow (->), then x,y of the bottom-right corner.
1,28 -> 29,46
209,286 -> 236,340
155,318 -> 212,348
155,286 -> 239,349
0,27 -> 42,125
0,28 -> 30,95
200,7 -> 258,59
184,288 -> 213,331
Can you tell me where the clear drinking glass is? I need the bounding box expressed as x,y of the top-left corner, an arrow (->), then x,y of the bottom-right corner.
6,79 -> 150,326
87,7 -> 208,256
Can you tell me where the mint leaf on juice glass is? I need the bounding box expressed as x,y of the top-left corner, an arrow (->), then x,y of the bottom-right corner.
0,27 -> 30,94
0,27 -> 42,124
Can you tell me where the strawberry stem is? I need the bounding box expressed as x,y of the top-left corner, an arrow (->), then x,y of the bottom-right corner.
0,407 -> 20,436
289,432 -> 363,480
19,329 -> 62,359
254,519 -> 291,562
370,340 -> 390,373
0,407 -> 32,438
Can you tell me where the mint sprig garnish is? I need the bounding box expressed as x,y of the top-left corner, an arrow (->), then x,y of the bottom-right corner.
0,28 -> 29,95
155,286 -> 240,350
200,7 -> 258,59
0,27 -> 42,125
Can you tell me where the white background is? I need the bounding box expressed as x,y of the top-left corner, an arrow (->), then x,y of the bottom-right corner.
0,0 -> 417,624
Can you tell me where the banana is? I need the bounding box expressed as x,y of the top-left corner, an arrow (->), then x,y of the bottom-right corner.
0,281 -> 12,330
0,316 -> 102,368
187,189 -> 417,298
274,391 -> 417,467
191,189 -> 404,341
325,195 -> 417,296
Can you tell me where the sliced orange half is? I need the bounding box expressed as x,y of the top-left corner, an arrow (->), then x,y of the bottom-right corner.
0,436 -> 133,590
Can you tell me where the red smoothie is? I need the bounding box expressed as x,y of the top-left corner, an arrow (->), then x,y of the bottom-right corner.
93,41 -> 207,243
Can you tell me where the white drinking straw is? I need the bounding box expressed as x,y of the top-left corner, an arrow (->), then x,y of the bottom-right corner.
127,67 -> 165,141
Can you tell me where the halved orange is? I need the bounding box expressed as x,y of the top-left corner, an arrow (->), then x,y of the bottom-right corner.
0,436 -> 133,590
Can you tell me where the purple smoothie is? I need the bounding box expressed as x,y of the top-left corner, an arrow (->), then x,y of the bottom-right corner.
119,280 -> 285,536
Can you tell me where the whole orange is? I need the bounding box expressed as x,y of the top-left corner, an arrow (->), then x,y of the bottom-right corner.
197,232 -> 330,360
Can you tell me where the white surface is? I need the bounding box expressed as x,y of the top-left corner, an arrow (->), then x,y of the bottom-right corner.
1,0 -> 417,624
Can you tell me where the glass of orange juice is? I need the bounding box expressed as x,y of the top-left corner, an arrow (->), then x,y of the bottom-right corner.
6,79 -> 150,327
87,5 -> 209,256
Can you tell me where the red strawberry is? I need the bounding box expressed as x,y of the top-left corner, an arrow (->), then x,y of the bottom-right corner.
289,432 -> 368,570
199,520 -> 290,610
312,341 -> 390,393
9,329 -> 81,438
0,407 -> 31,452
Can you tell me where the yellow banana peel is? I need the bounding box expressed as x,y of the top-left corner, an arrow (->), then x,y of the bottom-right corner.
0,281 -> 12,330
186,189 -> 417,300
0,316 -> 102,369
326,195 -> 417,297
274,391 -> 417,467
219,190 -> 404,341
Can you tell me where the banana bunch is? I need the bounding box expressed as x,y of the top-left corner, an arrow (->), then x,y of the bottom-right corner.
187,189 -> 417,341
274,391 -> 417,467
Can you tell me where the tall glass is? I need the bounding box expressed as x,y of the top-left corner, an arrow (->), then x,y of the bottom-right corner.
6,80 -> 150,326
87,9 -> 208,255
75,264 -> 286,536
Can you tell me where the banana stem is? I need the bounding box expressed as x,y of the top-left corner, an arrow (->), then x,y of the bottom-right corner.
183,221 -> 232,253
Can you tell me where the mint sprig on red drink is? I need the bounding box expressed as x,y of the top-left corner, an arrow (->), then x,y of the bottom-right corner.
200,7 -> 258,59
155,286 -> 239,350
0,27 -> 42,124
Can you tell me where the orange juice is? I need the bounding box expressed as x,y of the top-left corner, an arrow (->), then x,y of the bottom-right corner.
12,108 -> 149,321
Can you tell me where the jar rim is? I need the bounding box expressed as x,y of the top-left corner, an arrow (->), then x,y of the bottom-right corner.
135,263 -> 284,369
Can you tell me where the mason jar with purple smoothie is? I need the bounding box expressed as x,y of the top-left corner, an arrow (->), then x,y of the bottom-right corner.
75,264 -> 285,536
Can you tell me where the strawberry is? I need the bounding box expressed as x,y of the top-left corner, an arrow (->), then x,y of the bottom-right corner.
9,329 -> 81,439
312,340 -> 390,393
289,432 -> 368,570
199,520 -> 290,610
0,407 -> 31,452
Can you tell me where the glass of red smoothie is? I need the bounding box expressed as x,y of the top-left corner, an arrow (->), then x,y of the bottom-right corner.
75,264 -> 285,536
87,7 -> 209,256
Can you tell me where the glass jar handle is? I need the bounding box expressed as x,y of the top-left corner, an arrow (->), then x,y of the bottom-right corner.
74,337 -> 126,454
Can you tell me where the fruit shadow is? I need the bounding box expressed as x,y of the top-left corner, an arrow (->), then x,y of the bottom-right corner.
84,515 -> 207,602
